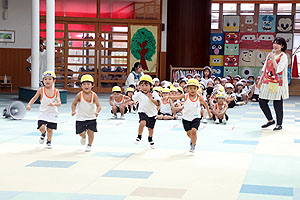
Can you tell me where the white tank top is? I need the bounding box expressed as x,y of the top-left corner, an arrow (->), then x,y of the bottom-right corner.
38,87 -> 59,123
113,95 -> 125,107
254,85 -> 260,95
76,91 -> 96,121
216,102 -> 226,113
160,98 -> 172,115
182,93 -> 202,121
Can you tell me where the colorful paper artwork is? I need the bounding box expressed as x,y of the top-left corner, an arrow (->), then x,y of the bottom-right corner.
240,15 -> 258,32
212,66 -> 224,77
257,32 -> 275,49
223,16 -> 240,32
210,55 -> 224,67
224,44 -> 239,55
276,15 -> 293,33
225,33 -> 239,44
258,15 -> 276,32
276,33 -> 293,50
224,55 -> 239,67
239,32 -> 257,49
255,49 -> 271,67
210,33 -> 225,45
224,67 -> 238,77
239,49 -> 256,67
210,44 -> 224,55
239,66 -> 256,79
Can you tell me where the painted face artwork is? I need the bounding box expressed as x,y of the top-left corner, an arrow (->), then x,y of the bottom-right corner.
239,66 -> 256,79
210,55 -> 224,67
210,44 -> 224,55
276,16 -> 293,33
240,15 -> 258,32
276,33 -> 293,50
212,66 -> 224,77
223,16 -> 240,32
239,49 -> 256,67
256,49 -> 271,67
224,67 -> 238,77
239,32 -> 257,49
224,44 -> 239,55
225,33 -> 239,44
258,15 -> 276,32
257,33 -> 275,49
210,33 -> 225,45
224,55 -> 239,67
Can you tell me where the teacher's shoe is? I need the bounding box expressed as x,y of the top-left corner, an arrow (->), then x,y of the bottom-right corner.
273,125 -> 282,131
261,120 -> 275,128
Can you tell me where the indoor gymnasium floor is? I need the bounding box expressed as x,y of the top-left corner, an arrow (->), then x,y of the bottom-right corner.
0,93 -> 300,200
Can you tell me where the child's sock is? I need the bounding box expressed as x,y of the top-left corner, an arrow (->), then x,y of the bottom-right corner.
137,135 -> 142,140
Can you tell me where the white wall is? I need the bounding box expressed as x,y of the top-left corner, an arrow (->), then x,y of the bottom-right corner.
0,0 -> 32,48
161,0 -> 167,52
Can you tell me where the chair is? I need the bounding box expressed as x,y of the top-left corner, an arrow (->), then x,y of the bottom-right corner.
0,75 -> 13,92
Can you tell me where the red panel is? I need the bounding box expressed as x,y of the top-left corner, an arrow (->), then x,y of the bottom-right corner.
68,24 -> 95,31
100,0 -> 135,19
65,0 -> 97,18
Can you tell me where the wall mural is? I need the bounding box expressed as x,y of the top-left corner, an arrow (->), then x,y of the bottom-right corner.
276,33 -> 293,50
276,15 -> 293,33
224,55 -> 239,67
210,55 -> 224,67
258,15 -> 276,32
257,32 -> 275,49
239,49 -> 256,67
210,33 -> 225,44
130,25 -> 158,73
240,15 -> 258,32
212,66 -> 224,77
225,32 -> 239,44
239,32 -> 257,49
223,16 -> 240,32
210,44 -> 224,55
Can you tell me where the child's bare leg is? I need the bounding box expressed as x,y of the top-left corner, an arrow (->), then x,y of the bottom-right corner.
163,115 -> 174,120
157,115 -> 163,120
186,130 -> 192,139
191,128 -> 197,145
87,129 -> 94,146
148,128 -> 153,137
79,131 -> 86,139
112,105 -> 117,116
138,120 -> 146,135
119,105 -> 125,116
201,109 -> 207,119
46,128 -> 53,142
39,124 -> 46,134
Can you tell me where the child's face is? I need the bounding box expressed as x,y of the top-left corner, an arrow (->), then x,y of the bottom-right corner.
127,91 -> 133,98
221,81 -> 226,86
214,80 -> 221,85
242,82 -> 246,87
43,76 -> 55,88
170,91 -> 177,96
226,88 -> 233,93
216,98 -> 224,104
155,81 -> 160,87
249,77 -> 254,81
180,82 -> 186,87
187,75 -> 192,79
184,87 -> 188,93
207,82 -> 214,88
187,85 -> 198,96
162,92 -> 169,98
204,70 -> 210,77
113,92 -> 122,98
176,91 -> 182,96
140,81 -> 151,93
237,85 -> 243,90
195,76 -> 201,81
81,81 -> 93,93
233,79 -> 238,85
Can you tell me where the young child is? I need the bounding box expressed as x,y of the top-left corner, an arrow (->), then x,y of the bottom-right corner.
212,93 -> 229,124
194,73 -> 201,82
109,86 -> 130,119
132,75 -> 160,149
201,66 -> 212,87
235,81 -> 247,105
26,71 -> 61,149
248,76 -> 261,102
167,79 -> 212,153
125,87 -> 136,113
71,74 -> 101,152
225,83 -> 236,108
157,88 -> 177,120
153,78 -> 160,87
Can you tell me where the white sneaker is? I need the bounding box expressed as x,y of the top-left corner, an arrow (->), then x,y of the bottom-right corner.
111,115 -> 117,119
80,136 -> 86,145
46,141 -> 52,149
222,120 -> 227,125
149,141 -> 155,149
120,115 -> 125,120
39,134 -> 46,144
134,138 -> 141,144
202,118 -> 207,124
215,120 -> 220,124
85,145 -> 92,152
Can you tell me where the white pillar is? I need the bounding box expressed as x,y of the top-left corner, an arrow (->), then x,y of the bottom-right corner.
31,0 -> 40,88
161,0 -> 167,52
46,0 -> 55,71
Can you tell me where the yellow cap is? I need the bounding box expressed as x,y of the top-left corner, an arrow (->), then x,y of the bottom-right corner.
170,87 -> 177,92
187,78 -> 199,87
216,92 -> 226,99
112,86 -> 121,92
176,87 -> 183,93
42,71 -> 56,79
153,87 -> 160,92
80,74 -> 94,83
126,87 -> 134,92
139,75 -> 153,84
162,88 -> 170,93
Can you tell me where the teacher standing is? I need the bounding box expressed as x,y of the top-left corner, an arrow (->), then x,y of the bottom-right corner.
125,62 -> 144,90
258,37 -> 289,131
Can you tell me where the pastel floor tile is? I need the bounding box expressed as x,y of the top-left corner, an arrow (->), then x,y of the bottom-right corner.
130,187 -> 186,198
25,132 -> 64,136
26,160 -> 77,168
11,192 -> 71,200
102,170 -> 153,179
238,193 -> 294,200
0,191 -> 22,200
67,193 -> 127,200
295,140 -> 300,143
223,140 -> 258,145
294,188 -> 300,200
240,184 -> 293,196
93,152 -> 134,158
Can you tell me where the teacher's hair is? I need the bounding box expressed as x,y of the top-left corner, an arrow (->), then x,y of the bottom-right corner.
131,62 -> 141,72
273,37 -> 287,52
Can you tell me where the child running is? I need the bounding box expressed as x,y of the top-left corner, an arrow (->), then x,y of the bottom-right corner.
167,79 -> 212,153
71,75 -> 101,152
26,71 -> 61,149
132,75 -> 160,149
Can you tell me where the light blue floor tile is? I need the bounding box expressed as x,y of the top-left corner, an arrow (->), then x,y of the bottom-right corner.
0,191 -> 22,200
294,140 -> 300,143
102,170 -> 153,179
294,188 -> 300,200
238,193 -> 293,200
93,152 -> 134,158
223,140 -> 258,145
26,160 -> 77,168
240,184 -> 293,196
11,192 -> 71,200
67,194 -> 126,200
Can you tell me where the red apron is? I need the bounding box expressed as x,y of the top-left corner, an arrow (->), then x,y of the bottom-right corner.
262,54 -> 283,87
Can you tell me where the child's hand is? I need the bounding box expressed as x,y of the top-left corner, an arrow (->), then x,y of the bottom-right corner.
48,103 -> 55,106
147,92 -> 153,99
72,111 -> 76,116
209,113 -> 213,118
26,105 -> 31,111
95,112 -> 99,117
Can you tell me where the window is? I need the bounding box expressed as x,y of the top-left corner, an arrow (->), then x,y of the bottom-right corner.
277,3 -> 292,15
240,3 -> 255,15
259,4 -> 274,14
295,4 -> 300,29
223,3 -> 237,15
211,3 -> 220,29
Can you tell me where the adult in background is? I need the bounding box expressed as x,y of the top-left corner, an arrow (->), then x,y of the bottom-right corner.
125,62 -> 144,90
258,37 -> 289,131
